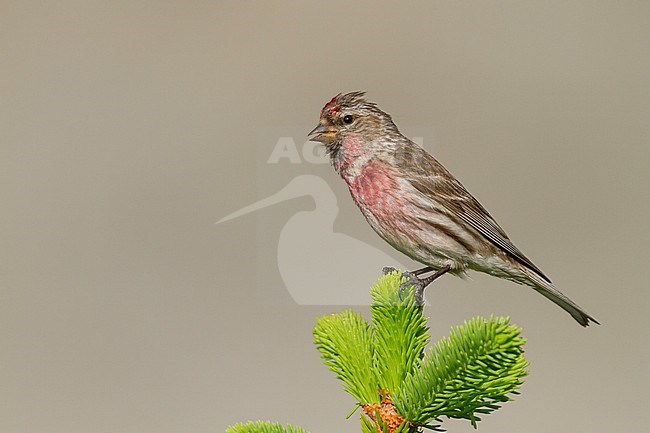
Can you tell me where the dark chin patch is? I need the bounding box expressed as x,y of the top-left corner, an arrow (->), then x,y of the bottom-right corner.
325,141 -> 341,158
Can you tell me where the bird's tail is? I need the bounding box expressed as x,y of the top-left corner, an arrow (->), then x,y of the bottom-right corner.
522,268 -> 599,327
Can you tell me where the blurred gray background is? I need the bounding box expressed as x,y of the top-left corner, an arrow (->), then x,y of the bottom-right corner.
1,1 -> 649,432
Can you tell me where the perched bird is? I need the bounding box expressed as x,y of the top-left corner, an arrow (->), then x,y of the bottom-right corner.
309,91 -> 598,326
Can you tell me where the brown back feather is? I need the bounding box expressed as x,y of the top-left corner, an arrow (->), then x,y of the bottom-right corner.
396,141 -> 552,283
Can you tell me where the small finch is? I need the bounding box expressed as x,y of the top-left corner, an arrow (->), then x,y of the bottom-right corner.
309,92 -> 598,326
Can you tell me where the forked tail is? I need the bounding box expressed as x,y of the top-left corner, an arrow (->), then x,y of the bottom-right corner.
523,269 -> 599,327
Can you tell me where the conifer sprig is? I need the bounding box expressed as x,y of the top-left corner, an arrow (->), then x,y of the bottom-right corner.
226,421 -> 310,433
313,271 -> 528,431
394,316 -> 528,427
313,308 -> 379,404
371,272 -> 430,396
229,271 -> 529,433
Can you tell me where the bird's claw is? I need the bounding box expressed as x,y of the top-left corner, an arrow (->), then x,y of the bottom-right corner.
382,266 -> 397,275
398,271 -> 425,305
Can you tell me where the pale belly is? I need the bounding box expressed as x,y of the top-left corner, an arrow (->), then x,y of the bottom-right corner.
343,161 -> 482,274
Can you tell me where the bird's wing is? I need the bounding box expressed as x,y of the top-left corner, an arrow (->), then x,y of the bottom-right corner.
396,143 -> 551,283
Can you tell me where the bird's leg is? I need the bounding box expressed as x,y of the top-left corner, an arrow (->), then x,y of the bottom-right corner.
400,265 -> 452,305
412,266 -> 434,276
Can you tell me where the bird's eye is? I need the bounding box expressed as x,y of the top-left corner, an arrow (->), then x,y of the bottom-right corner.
343,114 -> 354,124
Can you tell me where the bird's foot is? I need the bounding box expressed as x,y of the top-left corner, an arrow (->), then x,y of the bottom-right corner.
382,266 -> 398,275
398,271 -> 426,306
396,265 -> 453,306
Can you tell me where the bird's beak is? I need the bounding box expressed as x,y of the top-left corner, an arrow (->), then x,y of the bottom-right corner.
308,122 -> 337,143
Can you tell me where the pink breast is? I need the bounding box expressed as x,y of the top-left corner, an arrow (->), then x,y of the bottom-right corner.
347,160 -> 399,218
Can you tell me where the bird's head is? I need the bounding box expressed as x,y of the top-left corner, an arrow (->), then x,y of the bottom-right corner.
308,92 -> 399,158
